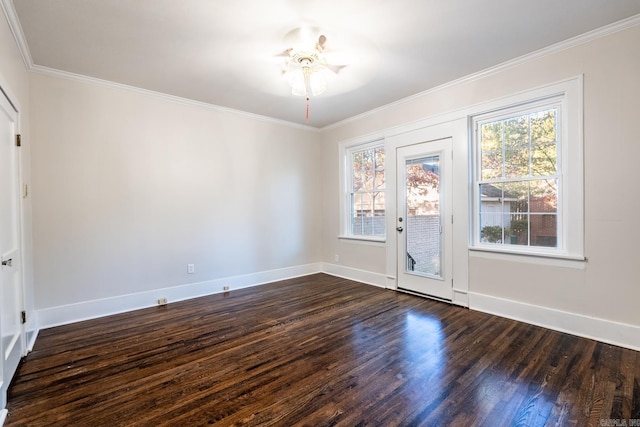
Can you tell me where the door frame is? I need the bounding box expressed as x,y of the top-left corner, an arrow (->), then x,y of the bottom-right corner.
396,138 -> 453,300
385,119 -> 469,307
0,82 -> 27,414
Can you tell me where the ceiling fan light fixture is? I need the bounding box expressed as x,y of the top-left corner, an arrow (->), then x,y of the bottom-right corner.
288,69 -> 307,96
284,50 -> 328,97
278,27 -> 348,121
307,71 -> 327,96
288,65 -> 327,97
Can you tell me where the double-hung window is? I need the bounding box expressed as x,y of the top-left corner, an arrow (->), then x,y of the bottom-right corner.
343,142 -> 386,239
471,78 -> 584,259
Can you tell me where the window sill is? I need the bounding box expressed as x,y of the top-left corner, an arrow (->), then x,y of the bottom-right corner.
338,235 -> 386,245
469,247 -> 587,269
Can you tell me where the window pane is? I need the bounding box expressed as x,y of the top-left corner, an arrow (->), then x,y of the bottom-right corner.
531,109 -> 557,176
531,213 -> 557,247
480,183 -> 506,243
531,109 -> 556,144
504,115 -> 529,149
504,181 -> 528,211
349,143 -> 385,237
530,180 -> 557,213
509,213 -> 529,246
406,155 -> 441,276
504,147 -> 529,178
374,147 -> 385,189
375,147 -> 385,170
480,122 -> 503,180
531,142 -> 556,176
352,170 -> 364,192
530,179 -> 557,247
361,148 -> 375,190
481,151 -> 502,180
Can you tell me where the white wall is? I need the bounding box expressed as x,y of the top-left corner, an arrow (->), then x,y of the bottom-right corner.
29,73 -> 323,321
321,24 -> 640,348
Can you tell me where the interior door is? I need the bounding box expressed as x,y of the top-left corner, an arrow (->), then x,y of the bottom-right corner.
396,138 -> 452,300
0,89 -> 25,411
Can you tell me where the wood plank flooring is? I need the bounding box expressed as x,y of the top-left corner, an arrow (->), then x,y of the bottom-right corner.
5,273 -> 640,426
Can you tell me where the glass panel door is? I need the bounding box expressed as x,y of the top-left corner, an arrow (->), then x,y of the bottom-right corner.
396,138 -> 452,300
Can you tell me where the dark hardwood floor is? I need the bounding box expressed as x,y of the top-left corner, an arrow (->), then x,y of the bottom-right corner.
5,273 -> 640,426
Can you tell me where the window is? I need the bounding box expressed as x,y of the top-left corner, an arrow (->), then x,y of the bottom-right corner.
471,80 -> 583,259
477,104 -> 559,248
344,142 -> 386,238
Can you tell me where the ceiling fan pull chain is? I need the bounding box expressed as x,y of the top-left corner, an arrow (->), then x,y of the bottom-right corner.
306,96 -> 310,122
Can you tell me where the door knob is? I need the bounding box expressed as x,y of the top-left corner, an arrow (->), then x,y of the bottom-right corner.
396,227 -> 403,232
2,258 -> 12,267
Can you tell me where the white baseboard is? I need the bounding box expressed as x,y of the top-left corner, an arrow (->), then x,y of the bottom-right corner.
25,327 -> 38,352
36,263 -> 322,329
469,291 -> 640,351
452,289 -> 469,307
320,263 -> 387,288
1,409 -> 7,426
32,262 -> 640,352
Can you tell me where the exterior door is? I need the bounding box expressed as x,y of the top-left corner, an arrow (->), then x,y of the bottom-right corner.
0,89 -> 24,411
396,138 -> 452,300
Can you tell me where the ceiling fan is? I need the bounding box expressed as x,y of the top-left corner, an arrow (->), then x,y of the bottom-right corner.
277,25 -> 347,121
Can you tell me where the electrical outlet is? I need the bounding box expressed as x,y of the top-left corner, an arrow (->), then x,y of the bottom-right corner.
334,254 -> 340,262
158,298 -> 168,305
223,285 -> 230,291
187,264 -> 195,274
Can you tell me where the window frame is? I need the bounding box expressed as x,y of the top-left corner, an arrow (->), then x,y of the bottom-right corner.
470,80 -> 584,260
340,139 -> 387,242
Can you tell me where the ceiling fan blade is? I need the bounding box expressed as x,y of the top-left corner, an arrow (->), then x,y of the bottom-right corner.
326,63 -> 347,74
316,35 -> 327,52
275,48 -> 293,57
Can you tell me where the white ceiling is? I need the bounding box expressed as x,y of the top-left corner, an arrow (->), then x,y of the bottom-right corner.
7,0 -> 640,128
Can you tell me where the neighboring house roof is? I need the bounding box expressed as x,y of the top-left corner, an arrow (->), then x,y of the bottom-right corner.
481,184 -> 518,201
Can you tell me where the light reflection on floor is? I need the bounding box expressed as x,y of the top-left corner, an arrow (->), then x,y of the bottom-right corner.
397,312 -> 447,414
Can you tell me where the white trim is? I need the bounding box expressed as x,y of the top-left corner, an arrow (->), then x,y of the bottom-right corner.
0,408 -> 7,426
469,291 -> 640,352
452,289 -> 468,307
36,263 -> 322,329
320,263 -> 387,288
0,0 -> 33,69
324,14 -> 640,131
337,235 -> 385,245
469,247 -> 587,268
25,327 -> 37,352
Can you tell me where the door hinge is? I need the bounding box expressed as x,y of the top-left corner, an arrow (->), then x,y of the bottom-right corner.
16,134 -> 21,147
21,310 -> 26,324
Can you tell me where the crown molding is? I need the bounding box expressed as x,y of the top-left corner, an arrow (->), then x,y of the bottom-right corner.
324,13 -> 640,131
1,0 -> 33,69
30,65 -> 319,133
